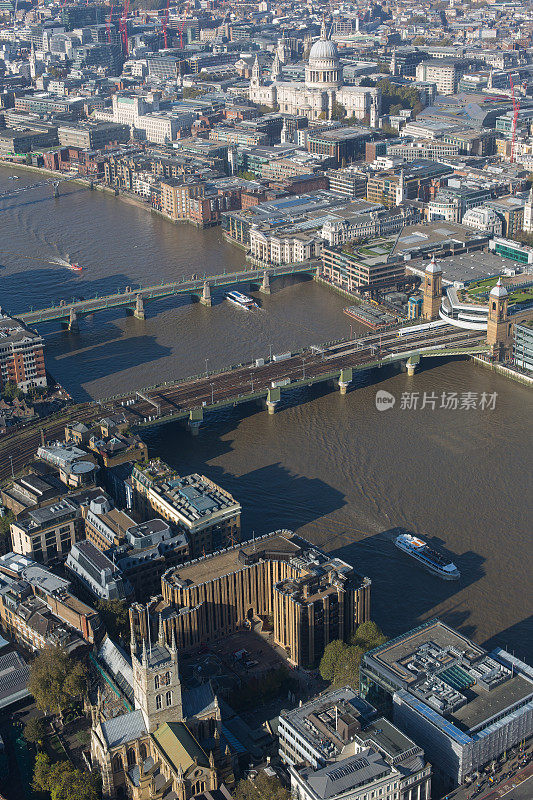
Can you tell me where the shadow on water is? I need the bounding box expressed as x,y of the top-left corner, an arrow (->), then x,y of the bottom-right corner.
482,616 -> 533,663
45,332 -> 172,402
332,528 -> 485,641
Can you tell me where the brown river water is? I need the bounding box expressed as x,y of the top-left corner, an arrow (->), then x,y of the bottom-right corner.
1,168 -> 531,659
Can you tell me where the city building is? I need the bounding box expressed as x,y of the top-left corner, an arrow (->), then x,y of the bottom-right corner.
462,207 -> 503,237
0,552 -> 102,650
360,619 -> 533,787
10,497 -> 84,564
321,241 -> 407,295
0,312 -> 47,393
82,495 -> 189,599
422,255 -> 443,321
415,60 -> 458,95
66,539 -> 132,603
366,162 -> 452,209
142,531 -> 371,668
131,461 -> 241,558
57,121 -> 130,149
513,321 -> 533,372
249,23 -> 380,123
284,687 -> 432,800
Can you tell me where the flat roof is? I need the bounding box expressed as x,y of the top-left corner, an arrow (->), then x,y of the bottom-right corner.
451,674 -> 533,732
167,532 -> 296,587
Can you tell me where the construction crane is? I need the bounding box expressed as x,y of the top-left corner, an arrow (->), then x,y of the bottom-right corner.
106,2 -> 114,44
177,0 -> 192,49
510,74 -> 520,164
119,0 -> 130,56
162,0 -> 170,48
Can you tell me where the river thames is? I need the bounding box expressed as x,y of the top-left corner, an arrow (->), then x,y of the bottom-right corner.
1,168 -> 532,660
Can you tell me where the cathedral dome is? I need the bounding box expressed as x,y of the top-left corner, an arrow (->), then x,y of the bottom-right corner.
309,37 -> 338,63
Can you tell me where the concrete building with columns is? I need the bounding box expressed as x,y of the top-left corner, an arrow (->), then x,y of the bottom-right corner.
132,531 -> 370,669
249,21 -> 380,124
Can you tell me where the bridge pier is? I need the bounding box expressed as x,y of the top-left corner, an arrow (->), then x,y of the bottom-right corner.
406,354 -> 420,376
134,294 -> 146,320
200,282 -> 212,307
68,308 -> 79,333
53,182 -> 60,198
266,386 -> 280,415
188,407 -> 203,435
338,367 -> 352,395
259,271 -> 271,295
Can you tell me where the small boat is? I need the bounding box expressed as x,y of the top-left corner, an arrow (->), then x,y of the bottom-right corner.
395,533 -> 460,580
7,176 -> 19,181
225,290 -> 258,310
68,263 -> 83,273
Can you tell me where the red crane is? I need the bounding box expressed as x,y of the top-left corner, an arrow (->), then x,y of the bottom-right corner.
162,0 -> 170,48
177,0 -> 192,49
106,2 -> 114,44
510,74 -> 520,164
119,0 -> 130,56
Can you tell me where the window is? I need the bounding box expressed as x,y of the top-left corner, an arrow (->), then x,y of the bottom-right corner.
156,694 -> 162,710
166,691 -> 172,707
154,675 -> 159,690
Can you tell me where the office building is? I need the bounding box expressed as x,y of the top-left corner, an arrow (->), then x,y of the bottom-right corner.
360,620 -> 533,786
283,687 -> 431,800
415,60 -> 458,95
132,461 -> 241,558
321,242 -> 406,294
82,495 -> 190,600
137,531 -> 370,668
0,552 -> 102,649
57,121 -> 130,150
0,313 -> 47,393
10,497 -> 84,564
66,539 -> 132,603
513,321 -> 533,372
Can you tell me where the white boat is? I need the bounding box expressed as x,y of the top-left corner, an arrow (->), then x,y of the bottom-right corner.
395,533 -> 460,580
225,290 -> 258,310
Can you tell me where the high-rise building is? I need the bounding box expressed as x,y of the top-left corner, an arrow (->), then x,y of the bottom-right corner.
0,312 -> 47,393
135,531 -> 371,668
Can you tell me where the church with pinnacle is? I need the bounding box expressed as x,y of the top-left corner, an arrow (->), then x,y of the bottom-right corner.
249,19 -> 381,123
90,620 -> 234,799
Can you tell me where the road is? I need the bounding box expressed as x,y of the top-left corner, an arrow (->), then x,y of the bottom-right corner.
0,324 -> 485,483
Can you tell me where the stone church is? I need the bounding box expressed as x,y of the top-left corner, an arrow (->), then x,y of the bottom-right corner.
90,621 -> 234,799
249,19 -> 381,123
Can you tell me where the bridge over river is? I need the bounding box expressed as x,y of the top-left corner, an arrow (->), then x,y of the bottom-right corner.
0,323 -> 489,481
109,323 -> 489,432
17,263 -> 317,329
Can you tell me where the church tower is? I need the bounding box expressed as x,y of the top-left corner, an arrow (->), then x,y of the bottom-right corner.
271,52 -> 281,81
422,255 -> 442,320
487,278 -> 511,359
251,55 -> 261,88
396,168 -> 406,205
131,619 -> 183,733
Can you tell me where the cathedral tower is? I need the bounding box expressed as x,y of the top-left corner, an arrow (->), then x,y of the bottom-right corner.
131,620 -> 183,733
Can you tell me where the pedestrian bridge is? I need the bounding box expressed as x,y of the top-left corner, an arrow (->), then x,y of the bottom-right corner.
17,263 -> 317,329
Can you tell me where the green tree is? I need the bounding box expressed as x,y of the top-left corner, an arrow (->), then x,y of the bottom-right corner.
359,77 -> 376,88
2,380 -> 23,401
235,771 -> 289,800
351,620 -> 387,650
23,716 -> 47,748
28,646 -> 88,720
333,645 -> 364,688
33,753 -> 101,800
0,509 -> 14,554
319,640 -> 346,682
182,87 -> 205,99
331,101 -> 346,121
413,36 -> 426,46
96,599 -> 130,642
376,61 -> 390,74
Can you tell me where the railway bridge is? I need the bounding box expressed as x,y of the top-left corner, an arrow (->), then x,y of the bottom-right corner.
107,323 -> 490,433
